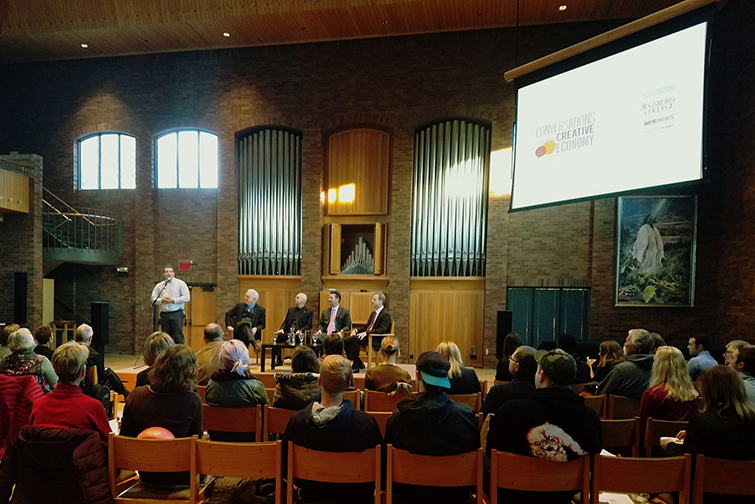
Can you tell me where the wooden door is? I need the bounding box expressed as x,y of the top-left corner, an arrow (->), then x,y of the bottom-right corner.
186,286 -> 217,353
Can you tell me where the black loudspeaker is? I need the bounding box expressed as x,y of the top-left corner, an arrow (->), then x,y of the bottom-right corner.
14,272 -> 27,324
91,302 -> 109,354
496,310 -> 513,360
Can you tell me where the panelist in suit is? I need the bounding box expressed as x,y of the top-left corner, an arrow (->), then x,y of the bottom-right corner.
225,289 -> 266,352
271,292 -> 314,366
344,292 -> 392,372
315,291 -> 352,342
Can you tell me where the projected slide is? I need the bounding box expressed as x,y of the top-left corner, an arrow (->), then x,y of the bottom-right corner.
511,22 -> 707,211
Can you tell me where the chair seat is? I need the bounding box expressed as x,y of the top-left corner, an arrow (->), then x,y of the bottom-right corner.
116,481 -> 192,501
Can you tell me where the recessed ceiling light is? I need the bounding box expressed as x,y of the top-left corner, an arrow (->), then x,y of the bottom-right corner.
223,32 -> 230,37
559,5 -> 567,11
382,20 -> 388,25
80,43 -> 89,48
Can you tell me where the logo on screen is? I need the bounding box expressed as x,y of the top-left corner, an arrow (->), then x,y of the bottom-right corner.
535,141 -> 556,158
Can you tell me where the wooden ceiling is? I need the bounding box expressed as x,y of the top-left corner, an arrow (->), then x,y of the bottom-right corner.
0,0 -> 682,64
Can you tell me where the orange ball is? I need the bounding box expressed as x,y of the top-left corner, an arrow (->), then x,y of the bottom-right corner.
137,426 -> 175,439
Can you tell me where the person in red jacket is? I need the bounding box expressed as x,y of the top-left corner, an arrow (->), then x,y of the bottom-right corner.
30,341 -> 111,442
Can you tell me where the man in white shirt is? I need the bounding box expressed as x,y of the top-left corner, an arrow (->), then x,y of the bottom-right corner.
150,265 -> 190,345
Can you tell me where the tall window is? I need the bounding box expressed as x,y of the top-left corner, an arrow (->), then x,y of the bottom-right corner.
237,127 -> 303,275
411,119 -> 491,276
155,130 -> 218,188
78,132 -> 136,189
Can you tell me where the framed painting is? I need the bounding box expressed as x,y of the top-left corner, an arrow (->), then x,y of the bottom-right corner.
615,195 -> 697,307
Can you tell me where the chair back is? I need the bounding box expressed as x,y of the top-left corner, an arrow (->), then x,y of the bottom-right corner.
584,395 -> 606,418
266,387 -> 276,403
353,375 -> 365,390
692,454 -> 755,503
343,389 -> 359,408
256,372 -> 277,388
365,411 -> 392,437
286,442 -> 381,504
363,389 -> 413,412
108,434 -> 195,501
448,392 -> 482,412
601,417 -> 640,457
643,417 -> 688,457
192,439 -> 282,504
481,380 -> 488,399
202,404 -> 262,442
607,395 -> 640,419
263,405 -> 297,439
196,385 -> 206,403
489,450 -> 589,504
386,445 -> 483,504
590,454 -> 691,504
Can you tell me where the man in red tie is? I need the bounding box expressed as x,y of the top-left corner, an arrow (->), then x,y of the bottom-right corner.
344,292 -> 392,372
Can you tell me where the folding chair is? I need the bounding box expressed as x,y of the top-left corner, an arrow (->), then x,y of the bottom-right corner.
386,445 -> 483,504
590,454 -> 692,504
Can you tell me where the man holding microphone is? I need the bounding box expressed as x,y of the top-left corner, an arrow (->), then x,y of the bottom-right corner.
151,265 -> 190,344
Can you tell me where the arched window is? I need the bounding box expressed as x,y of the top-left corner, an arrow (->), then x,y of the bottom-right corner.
155,130 -> 218,188
78,132 -> 136,189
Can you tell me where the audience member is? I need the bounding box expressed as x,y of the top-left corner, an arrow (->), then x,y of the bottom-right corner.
0,324 -> 20,363
596,328 -> 654,399
1,328 -> 58,394
482,345 -> 537,418
120,345 -> 203,486
495,333 -> 523,382
273,346 -> 321,410
136,332 -> 174,387
487,348 -> 602,504
639,346 -> 699,441
75,323 -> 128,398
321,333 -> 345,360
364,336 -> 412,392
650,332 -> 666,352
385,351 -> 480,504
346,292 -> 392,371
732,344 -> 755,402
665,365 -> 755,504
557,334 -> 591,384
226,289 -> 266,352
196,323 -> 224,386
436,341 -> 481,395
30,341 -> 111,441
724,340 -> 749,367
33,326 -> 54,361
590,340 -> 624,383
687,335 -> 717,381
283,355 -> 382,504
272,292 -> 313,367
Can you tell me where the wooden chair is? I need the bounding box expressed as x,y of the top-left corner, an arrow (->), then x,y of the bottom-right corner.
481,380 -> 488,399
386,445 -> 483,504
584,394 -> 606,418
488,450 -> 590,504
108,434 -> 196,503
196,385 -> 206,403
365,411 -> 392,437
590,454 -> 692,504
644,417 -> 688,457
263,405 -> 297,440
202,404 -> 262,442
266,387 -> 276,403
256,372 -> 277,388
448,392 -> 482,412
363,390 -> 413,412
367,331 -> 395,370
607,395 -> 640,419
286,442 -> 381,504
192,439 -> 282,504
692,454 -> 755,504
601,417 -> 640,457
353,375 -> 365,390
343,389 -> 359,408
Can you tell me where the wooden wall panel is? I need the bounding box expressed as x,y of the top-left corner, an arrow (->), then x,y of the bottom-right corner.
186,287 -> 218,353
410,278 -> 485,368
0,168 -> 30,213
238,276 -> 304,344
327,128 -> 390,216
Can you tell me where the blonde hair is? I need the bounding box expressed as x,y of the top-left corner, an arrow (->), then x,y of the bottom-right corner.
650,346 -> 698,402
436,341 -> 464,379
52,341 -> 89,384
320,355 -> 352,394
380,336 -> 399,356
143,332 -> 174,366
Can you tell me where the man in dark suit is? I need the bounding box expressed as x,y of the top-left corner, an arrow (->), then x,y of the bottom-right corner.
345,292 -> 392,372
315,291 -> 352,343
225,289 -> 266,352
272,292 -> 314,366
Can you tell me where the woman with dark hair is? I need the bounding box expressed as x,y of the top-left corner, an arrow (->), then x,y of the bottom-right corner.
495,333 -> 523,382
33,326 -> 54,361
135,332 -> 174,387
273,346 -> 320,410
591,340 -> 625,383
120,345 -> 203,486
665,365 -> 755,504
365,336 -> 412,392
1,328 -> 58,393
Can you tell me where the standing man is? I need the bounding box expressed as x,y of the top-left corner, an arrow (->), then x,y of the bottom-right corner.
687,335 -> 717,381
344,292 -> 391,372
226,289 -> 266,352
272,292 -> 313,366
151,265 -> 190,345
314,291 -> 351,342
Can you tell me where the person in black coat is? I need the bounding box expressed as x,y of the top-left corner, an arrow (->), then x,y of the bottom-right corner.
271,292 -> 313,366
482,345 -> 537,418
345,292 -> 392,371
225,289 -> 266,351
315,291 -> 352,340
